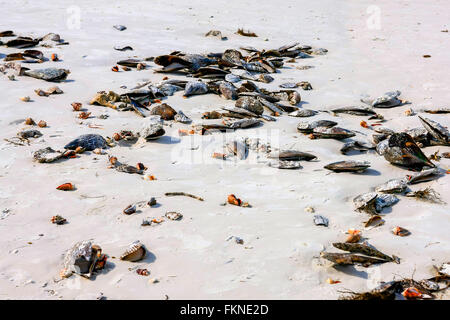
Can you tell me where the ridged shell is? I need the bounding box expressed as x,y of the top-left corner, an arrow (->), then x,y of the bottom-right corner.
120,240 -> 146,262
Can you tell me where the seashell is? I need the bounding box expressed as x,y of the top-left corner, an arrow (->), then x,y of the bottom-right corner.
165,211 -> 183,221
364,215 -> 385,228
93,148 -> 106,155
280,82 -> 298,89
56,183 -> 74,191
120,240 -> 146,262
113,25 -> 126,31
71,102 -> 82,111
267,160 -> 302,169
33,147 -> 63,163
313,215 -> 329,227
64,134 -> 107,151
298,81 -> 312,90
219,81 -> 238,100
268,150 -> 316,161
62,241 -> 100,277
23,68 -> 70,82
147,197 -> 157,206
392,226 -> 410,237
78,112 -> 91,119
375,178 -> 407,193
375,194 -> 399,212
227,118 -> 262,129
383,133 -> 435,169
17,129 -> 42,138
225,74 -> 241,83
149,103 -> 177,120
51,215 -> 67,225
288,109 -> 317,117
258,74 -> 274,83
340,140 -> 374,155
184,81 -> 208,97
139,120 -> 165,140
324,160 -> 370,173
312,127 -> 355,139
174,110 -> 192,124
405,168 -> 440,185
123,204 -> 136,215
46,86 -> 63,94
418,116 -> 450,146
20,96 -> 31,102
361,90 -> 402,108
330,106 -> 377,116
75,146 -> 85,154
25,117 -> 36,125
353,192 -> 378,215
37,120 -> 47,128
35,89 -> 49,96
235,96 -> 264,115
297,120 -> 337,133
136,269 -> 150,276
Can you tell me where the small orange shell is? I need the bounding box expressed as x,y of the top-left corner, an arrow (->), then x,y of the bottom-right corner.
37,120 -> 47,128
25,118 -> 36,125
402,287 -> 422,299
51,53 -> 58,61
360,120 -> 369,128
346,233 -> 361,243
56,183 -> 74,191
162,76 -> 168,80
136,163 -> 146,171
78,112 -> 91,119
111,65 -> 119,72
75,146 -> 85,154
326,278 -> 341,284
227,194 -> 242,206
71,102 -> 82,111
113,133 -> 122,141
212,152 -> 226,160
137,269 -> 149,276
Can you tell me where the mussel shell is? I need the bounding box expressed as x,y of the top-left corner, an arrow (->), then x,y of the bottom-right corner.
324,160 -> 370,172
268,150 -> 316,161
64,134 -> 107,151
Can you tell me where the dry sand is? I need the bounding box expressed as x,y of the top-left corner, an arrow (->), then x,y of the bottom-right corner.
0,0 -> 449,299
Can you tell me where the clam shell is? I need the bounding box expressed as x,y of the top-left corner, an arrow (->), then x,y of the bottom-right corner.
120,240 -> 146,262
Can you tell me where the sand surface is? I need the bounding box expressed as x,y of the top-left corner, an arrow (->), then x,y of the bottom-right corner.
0,0 -> 449,299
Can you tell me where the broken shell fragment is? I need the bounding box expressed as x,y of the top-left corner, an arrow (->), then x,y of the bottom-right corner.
137,269 -> 150,276
64,134 -> 107,151
25,117 -> 36,125
120,241 -> 146,262
149,103 -> 177,120
56,183 -> 74,191
33,147 -> 63,163
313,215 -> 329,227
37,120 -> 47,128
51,215 -> 67,225
165,211 -> 183,221
123,204 -> 137,215
392,226 -> 410,237
364,215 -> 385,228
375,178 -> 407,193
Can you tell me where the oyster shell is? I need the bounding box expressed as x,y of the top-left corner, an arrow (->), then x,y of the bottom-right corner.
174,110 -> 192,124
235,96 -> 264,115
418,116 -> 450,146
139,120 -> 165,140
33,147 -> 63,163
149,103 -> 177,120
184,81 -> 208,97
375,178 -> 407,193
297,120 -> 337,133
288,109 -> 317,117
23,68 -> 70,82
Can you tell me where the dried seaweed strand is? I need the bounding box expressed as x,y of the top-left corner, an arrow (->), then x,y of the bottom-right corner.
165,192 -> 204,201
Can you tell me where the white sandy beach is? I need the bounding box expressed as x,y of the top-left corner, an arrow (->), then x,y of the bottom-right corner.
0,0 -> 449,299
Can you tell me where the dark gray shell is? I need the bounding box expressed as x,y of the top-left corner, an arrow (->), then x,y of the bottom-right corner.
312,127 -> 355,139
184,81 -> 208,96
289,109 -> 317,117
23,68 -> 70,82
324,160 -> 370,172
235,96 -> 264,115
64,134 -> 107,151
219,81 -> 238,100
268,150 -> 316,161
